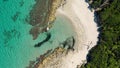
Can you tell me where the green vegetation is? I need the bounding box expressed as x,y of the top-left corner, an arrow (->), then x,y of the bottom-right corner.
82,0 -> 120,68
90,0 -> 103,8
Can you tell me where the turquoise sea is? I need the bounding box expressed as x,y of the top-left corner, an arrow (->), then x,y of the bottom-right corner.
0,0 -> 75,68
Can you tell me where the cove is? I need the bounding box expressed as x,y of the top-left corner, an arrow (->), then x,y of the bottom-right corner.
0,0 -> 75,67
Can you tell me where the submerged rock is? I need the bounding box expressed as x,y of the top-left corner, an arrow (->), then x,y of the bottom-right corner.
61,36 -> 75,51
26,49 -> 53,68
29,0 -> 64,40
34,33 -> 51,47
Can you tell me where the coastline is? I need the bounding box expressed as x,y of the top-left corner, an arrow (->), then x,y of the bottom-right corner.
81,0 -> 120,67
55,0 -> 99,67
37,0 -> 99,68
29,0 -> 63,40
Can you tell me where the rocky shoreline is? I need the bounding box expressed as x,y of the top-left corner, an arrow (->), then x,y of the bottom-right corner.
29,0 -> 65,40
38,47 -> 67,68
26,47 -> 67,68
26,36 -> 75,68
26,49 -> 53,68
27,0 -> 99,68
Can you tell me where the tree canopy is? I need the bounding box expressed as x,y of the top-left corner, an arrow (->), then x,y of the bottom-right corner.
81,0 -> 120,68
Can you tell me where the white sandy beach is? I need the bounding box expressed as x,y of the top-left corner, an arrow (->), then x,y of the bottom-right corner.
38,0 -> 99,68
55,0 -> 99,68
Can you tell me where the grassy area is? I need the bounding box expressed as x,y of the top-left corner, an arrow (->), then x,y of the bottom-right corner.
81,0 -> 120,68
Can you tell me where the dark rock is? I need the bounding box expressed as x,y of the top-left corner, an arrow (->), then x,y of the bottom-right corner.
29,26 -> 40,40
34,33 -> 51,47
26,49 -> 52,68
61,36 -> 75,51
28,0 -> 53,40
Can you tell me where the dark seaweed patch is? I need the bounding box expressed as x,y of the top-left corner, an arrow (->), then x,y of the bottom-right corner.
3,29 -> 20,46
11,12 -> 20,22
19,0 -> 24,7
34,33 -> 51,47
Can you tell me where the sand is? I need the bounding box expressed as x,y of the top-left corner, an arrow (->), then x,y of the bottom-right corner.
38,0 -> 99,68
55,0 -> 99,68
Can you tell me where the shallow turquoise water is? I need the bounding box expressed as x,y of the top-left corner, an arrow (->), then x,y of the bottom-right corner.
0,0 -> 75,68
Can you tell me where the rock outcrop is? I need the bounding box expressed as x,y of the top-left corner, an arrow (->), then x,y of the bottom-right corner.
38,47 -> 67,68
29,0 -> 65,40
